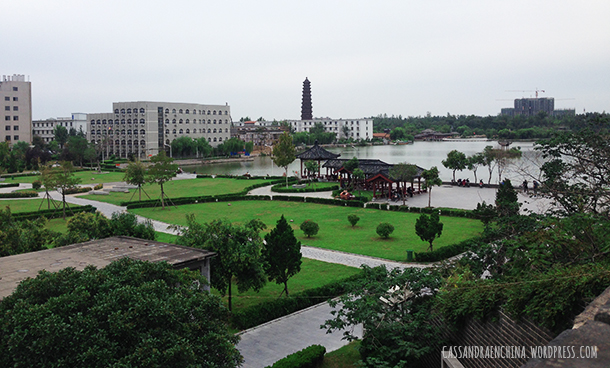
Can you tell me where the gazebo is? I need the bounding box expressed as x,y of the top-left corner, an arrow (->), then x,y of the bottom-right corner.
295,141 -> 340,179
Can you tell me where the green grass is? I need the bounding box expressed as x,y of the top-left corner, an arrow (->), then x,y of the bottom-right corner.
0,198 -> 62,213
321,340 -> 362,368
84,177 -> 271,205
134,200 -> 483,261
1,171 -> 127,184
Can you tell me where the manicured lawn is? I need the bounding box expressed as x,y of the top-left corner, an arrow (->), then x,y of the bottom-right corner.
133,200 -> 483,261
321,340 -> 362,368
1,171 -> 127,185
0,198 -> 63,213
84,177 -> 272,205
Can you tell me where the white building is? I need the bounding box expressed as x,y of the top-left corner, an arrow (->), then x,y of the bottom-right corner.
287,118 -> 373,140
87,101 -> 231,159
1,74 -> 32,145
33,113 -> 88,143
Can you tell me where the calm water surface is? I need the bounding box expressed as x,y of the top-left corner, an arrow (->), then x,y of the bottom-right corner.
185,140 -> 537,183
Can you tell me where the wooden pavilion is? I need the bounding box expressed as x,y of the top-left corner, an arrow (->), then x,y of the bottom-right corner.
295,141 -> 340,179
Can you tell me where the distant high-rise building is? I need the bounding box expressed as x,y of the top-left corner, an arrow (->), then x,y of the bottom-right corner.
301,78 -> 312,120
501,97 -> 574,117
1,74 -> 32,144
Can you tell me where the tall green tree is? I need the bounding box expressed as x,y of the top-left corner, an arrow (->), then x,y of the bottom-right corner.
67,135 -> 89,167
146,151 -> 177,209
124,160 -> 149,201
262,215 -> 303,297
482,145 -> 497,184
176,216 -> 267,311
415,212 -> 444,252
442,149 -> 467,182
0,258 -> 242,368
422,166 -> 443,208
53,161 -> 81,219
53,125 -> 69,149
389,162 -> 418,205
467,152 -> 485,183
272,131 -> 296,187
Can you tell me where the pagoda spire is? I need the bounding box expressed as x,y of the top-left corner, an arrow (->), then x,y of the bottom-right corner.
301,77 -> 312,120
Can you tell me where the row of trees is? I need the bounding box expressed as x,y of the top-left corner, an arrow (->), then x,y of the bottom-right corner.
175,214 -> 303,311
170,136 -> 253,158
442,146 -> 522,184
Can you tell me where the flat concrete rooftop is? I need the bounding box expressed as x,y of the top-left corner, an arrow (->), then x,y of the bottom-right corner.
0,236 -> 215,299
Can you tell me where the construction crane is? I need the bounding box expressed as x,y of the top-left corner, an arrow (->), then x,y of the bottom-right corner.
506,88 -> 546,98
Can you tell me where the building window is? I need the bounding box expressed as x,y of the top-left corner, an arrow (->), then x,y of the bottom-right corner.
208,137 -> 211,142
13,116 -> 19,121
3,97 -> 8,101
207,110 -> 211,115
207,129 -> 211,133
207,119 -> 211,124
140,108 -> 145,113
120,109 -> 125,114
172,109 -> 176,113
4,116 -> 10,121
213,120 -> 216,124
166,129 -> 170,134
5,135 -> 10,141
179,109 -> 183,114
140,129 -> 145,134
5,126 -> 10,130
225,111 -> 228,115
213,137 -> 217,142
127,108 -> 132,114
4,106 -> 9,111
185,119 -> 189,124
13,126 -> 18,131
115,109 -> 119,114
213,110 -> 216,115
127,119 -> 131,124
172,129 -> 176,134
12,87 -> 18,91
172,119 -> 176,124
219,137 -> 222,142
140,119 -> 145,123
186,129 -> 190,133
165,108 -> 169,114
179,129 -> 183,134
185,109 -> 189,114
165,119 -> 169,124
13,135 -> 19,141
12,106 -> 17,111
179,119 -> 183,124
12,97 -> 18,101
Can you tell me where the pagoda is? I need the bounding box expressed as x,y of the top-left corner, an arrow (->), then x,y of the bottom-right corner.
301,78 -> 313,120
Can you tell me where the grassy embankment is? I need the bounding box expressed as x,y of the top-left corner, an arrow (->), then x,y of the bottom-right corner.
138,200 -> 483,261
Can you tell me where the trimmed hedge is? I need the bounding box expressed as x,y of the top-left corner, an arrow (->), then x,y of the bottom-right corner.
264,345 -> 326,368
271,183 -> 339,193
232,273 -> 364,331
386,204 -> 479,219
272,196 -> 365,208
0,183 -> 20,188
0,191 -> 38,198
11,204 -> 97,221
414,238 -> 483,262
63,187 -> 93,195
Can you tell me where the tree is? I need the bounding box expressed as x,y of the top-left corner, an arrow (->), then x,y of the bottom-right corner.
352,168 -> 365,196
124,160 -> 149,201
341,125 -> 351,140
304,160 -> 319,179
0,258 -> 242,368
348,214 -> 360,227
495,179 -> 520,219
376,222 -> 394,238
146,151 -> 177,209
442,149 -> 467,182
389,162 -> 418,205
415,212 -> 444,251
53,161 -> 81,219
272,131 -> 296,187
343,156 -> 359,172
422,166 -> 443,208
482,145 -> 497,184
323,265 -> 444,367
195,137 -> 213,157
0,207 -> 57,257
390,127 -> 406,140
467,152 -> 485,183
171,136 -> 197,157
494,147 -> 522,183
300,220 -> 319,238
53,125 -> 69,149
262,215 -> 303,297
67,135 -> 89,167
175,216 -> 267,311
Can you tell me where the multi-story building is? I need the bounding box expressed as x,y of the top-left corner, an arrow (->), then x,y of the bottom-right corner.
287,118 -> 374,141
87,101 -> 231,159
1,74 -> 32,145
234,121 -> 288,150
33,113 -> 87,143
501,97 -> 574,117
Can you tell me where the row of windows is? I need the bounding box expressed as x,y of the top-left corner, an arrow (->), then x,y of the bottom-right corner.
164,119 -> 229,124
91,119 -> 145,124
113,108 -> 229,116
4,116 -> 18,121
3,96 -> 18,101
91,118 -> 229,125
5,125 -> 19,131
33,121 -> 73,127
4,106 -> 18,111
91,136 -> 224,146
166,128 -> 228,134
4,135 -> 19,141
91,127 -> 229,136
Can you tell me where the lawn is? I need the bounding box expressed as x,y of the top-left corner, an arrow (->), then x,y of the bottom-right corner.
133,200 -> 483,261
321,340 -> 362,368
84,177 -> 272,205
1,198 -> 69,213
1,171 -> 127,185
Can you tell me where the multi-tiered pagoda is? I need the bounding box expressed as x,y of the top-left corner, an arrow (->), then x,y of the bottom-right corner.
301,78 -> 313,120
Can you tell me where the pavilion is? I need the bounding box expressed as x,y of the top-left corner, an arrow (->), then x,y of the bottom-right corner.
295,141 -> 340,179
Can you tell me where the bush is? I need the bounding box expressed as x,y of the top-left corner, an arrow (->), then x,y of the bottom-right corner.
414,238 -> 482,262
32,180 -> 42,190
63,187 -> 92,195
265,345 -> 326,368
0,191 -> 38,198
300,220 -> 319,238
93,183 -> 103,190
348,214 -> 360,227
376,222 -> 394,238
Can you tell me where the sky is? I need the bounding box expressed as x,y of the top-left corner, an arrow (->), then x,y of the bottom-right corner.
4,0 -> 609,121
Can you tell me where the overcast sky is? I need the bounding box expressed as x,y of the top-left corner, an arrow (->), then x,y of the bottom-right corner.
4,0 -> 609,121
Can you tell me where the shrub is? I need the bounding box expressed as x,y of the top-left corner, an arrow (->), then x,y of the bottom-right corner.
93,183 -> 103,190
265,345 -> 326,368
348,214 -> 360,227
300,220 -> 319,238
63,187 -> 92,195
376,222 -> 394,238
32,180 -> 42,190
0,191 -> 38,198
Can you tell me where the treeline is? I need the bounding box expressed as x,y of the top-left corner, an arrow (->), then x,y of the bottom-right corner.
372,112 -> 606,139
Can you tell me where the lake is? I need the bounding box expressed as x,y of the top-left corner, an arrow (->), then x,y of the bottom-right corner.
184,140 -> 539,184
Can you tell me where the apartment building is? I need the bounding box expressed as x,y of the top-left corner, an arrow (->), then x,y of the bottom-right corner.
1,74 -> 32,144
33,113 -> 87,143
88,101 -> 231,159
287,118 -> 373,140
